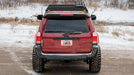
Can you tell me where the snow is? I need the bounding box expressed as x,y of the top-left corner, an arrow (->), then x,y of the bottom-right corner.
0,3 -> 47,20
98,25 -> 134,50
0,3 -> 134,50
0,24 -> 134,50
0,24 -> 38,47
0,3 -> 134,23
88,8 -> 134,23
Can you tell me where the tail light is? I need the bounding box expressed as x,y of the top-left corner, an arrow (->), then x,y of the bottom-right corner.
35,32 -> 41,44
92,32 -> 98,44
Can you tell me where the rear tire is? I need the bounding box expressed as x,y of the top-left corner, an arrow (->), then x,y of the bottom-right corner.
89,47 -> 101,73
32,48 -> 44,72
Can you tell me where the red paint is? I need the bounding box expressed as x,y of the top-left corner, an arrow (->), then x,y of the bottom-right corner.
60,14 -> 74,16
38,18 -> 47,35
41,33 -> 92,53
38,18 -> 94,53
86,18 -> 95,33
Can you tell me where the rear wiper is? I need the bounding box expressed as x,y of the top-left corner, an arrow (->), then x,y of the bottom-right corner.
64,32 -> 82,34
63,32 -> 82,37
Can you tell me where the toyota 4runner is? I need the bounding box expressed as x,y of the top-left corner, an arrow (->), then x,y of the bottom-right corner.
32,4 -> 101,73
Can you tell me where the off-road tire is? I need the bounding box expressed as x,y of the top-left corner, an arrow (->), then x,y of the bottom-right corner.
32,48 -> 44,72
89,47 -> 101,73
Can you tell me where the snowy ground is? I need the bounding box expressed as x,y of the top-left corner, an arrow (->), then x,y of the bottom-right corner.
0,3 -> 47,20
0,3 -> 134,75
0,3 -> 134,23
88,8 -> 134,23
0,24 -> 38,48
0,24 -> 134,50
0,4 -> 134,50
98,25 -> 134,50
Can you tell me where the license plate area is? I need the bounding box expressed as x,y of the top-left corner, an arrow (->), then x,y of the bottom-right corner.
61,40 -> 72,46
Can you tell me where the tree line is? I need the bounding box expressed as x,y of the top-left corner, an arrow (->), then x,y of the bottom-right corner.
0,0 -> 134,9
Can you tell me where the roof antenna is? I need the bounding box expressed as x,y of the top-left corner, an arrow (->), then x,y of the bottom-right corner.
91,8 -> 97,15
41,7 -> 43,15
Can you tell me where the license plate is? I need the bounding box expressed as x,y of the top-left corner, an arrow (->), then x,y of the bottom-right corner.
61,40 -> 72,46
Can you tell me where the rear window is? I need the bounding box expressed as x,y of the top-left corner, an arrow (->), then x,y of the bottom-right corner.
44,17 -> 89,33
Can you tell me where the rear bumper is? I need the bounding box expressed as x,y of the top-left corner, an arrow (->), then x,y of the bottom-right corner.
34,45 -> 99,60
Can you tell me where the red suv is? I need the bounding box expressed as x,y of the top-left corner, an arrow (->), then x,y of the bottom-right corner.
32,4 -> 101,73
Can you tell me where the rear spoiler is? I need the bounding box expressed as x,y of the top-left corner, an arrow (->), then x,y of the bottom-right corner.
44,14 -> 90,18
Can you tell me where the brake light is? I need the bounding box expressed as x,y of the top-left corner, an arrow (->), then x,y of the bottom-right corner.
92,32 -> 98,44
35,32 -> 41,44
60,14 -> 73,16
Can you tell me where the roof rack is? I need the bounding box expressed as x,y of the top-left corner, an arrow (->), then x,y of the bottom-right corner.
46,5 -> 88,13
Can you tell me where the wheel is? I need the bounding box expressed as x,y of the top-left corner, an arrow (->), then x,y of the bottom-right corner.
32,48 -> 44,72
89,46 -> 101,73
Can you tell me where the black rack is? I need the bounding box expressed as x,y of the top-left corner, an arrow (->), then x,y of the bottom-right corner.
46,5 -> 88,13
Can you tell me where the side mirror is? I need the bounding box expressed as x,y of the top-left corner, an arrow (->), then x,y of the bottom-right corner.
91,15 -> 96,20
37,15 -> 43,20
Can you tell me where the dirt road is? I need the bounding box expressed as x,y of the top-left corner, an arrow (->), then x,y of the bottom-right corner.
0,47 -> 134,75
